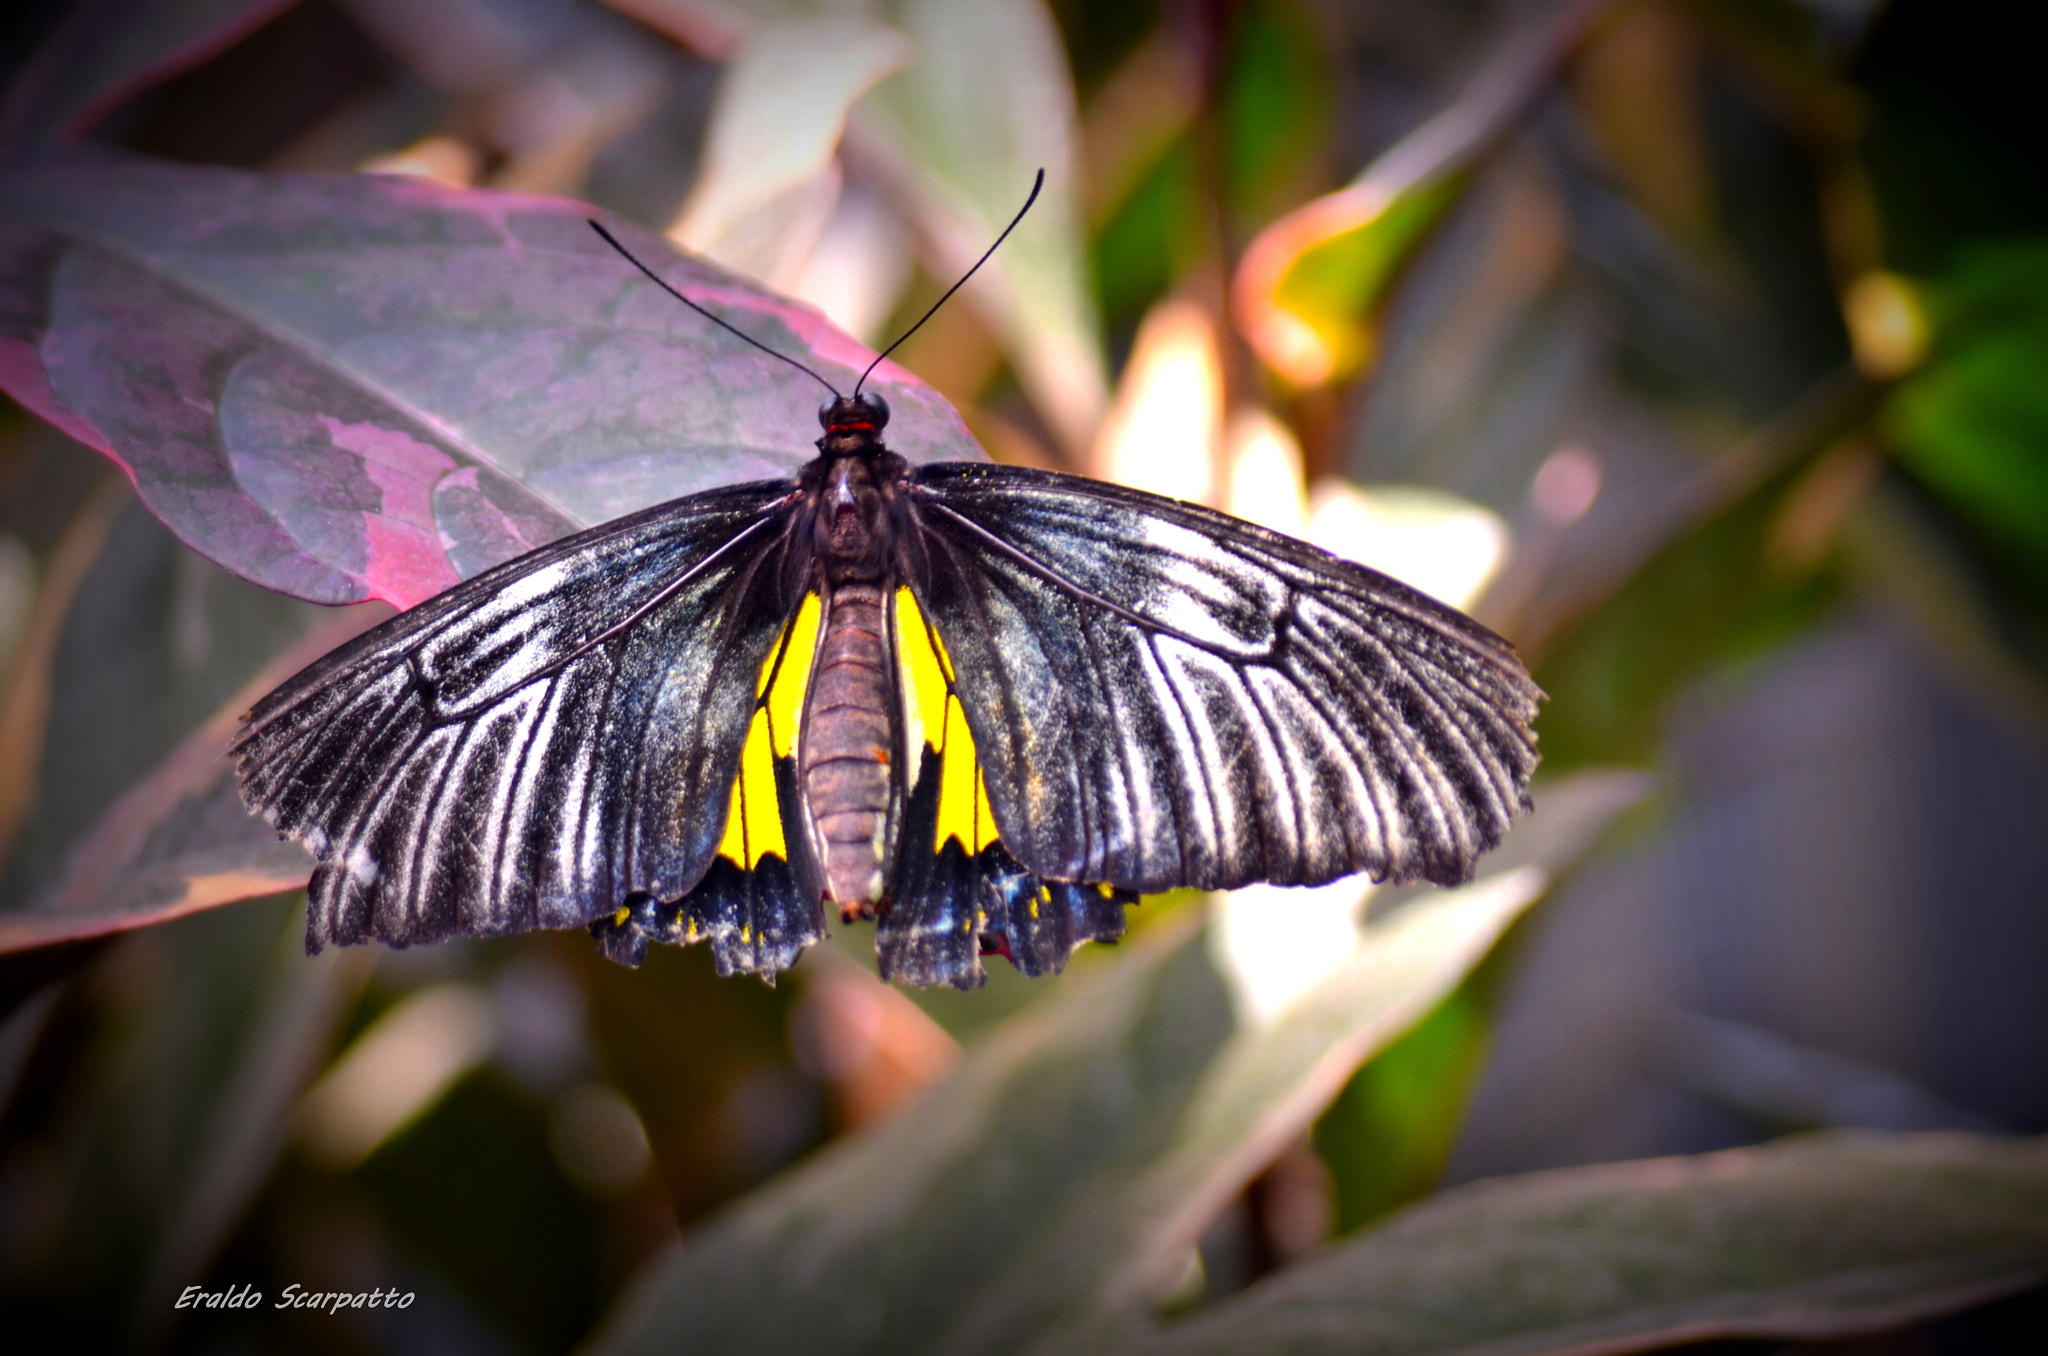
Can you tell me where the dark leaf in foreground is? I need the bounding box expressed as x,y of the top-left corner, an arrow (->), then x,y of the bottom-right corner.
591,774 -> 1640,1354
1130,1131 -> 2048,1356
0,0 -> 294,148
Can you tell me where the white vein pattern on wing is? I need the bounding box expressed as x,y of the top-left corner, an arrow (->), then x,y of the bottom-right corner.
1307,612 -> 1468,865
480,679 -> 556,928
1277,625 -> 1404,871
447,696 -> 534,919
1401,652 -> 1521,818
911,477 -> 1536,883
1134,634 -> 1214,880
1350,609 -> 1513,847
405,720 -> 476,923
1134,517 -> 1287,656
378,723 -> 450,926
1065,604 -> 1127,873
318,708 -> 436,932
1234,663 -> 1312,873
419,510 -> 784,720
974,476 -> 1510,664
1321,584 -> 1533,720
1255,669 -> 1364,870
274,670 -> 410,823
1152,638 -> 1259,875
930,501 -> 1342,878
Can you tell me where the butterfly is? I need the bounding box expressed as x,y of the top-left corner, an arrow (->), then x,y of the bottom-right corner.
232,185 -> 1541,991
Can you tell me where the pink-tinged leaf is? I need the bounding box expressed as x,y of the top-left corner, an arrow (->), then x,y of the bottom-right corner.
0,223 -> 118,455
0,159 -> 986,609
0,0 -> 298,148
0,607 -> 385,954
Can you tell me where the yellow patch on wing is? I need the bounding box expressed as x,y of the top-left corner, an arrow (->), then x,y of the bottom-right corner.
714,707 -> 786,868
715,593 -> 821,869
764,592 -> 821,758
895,587 -> 998,855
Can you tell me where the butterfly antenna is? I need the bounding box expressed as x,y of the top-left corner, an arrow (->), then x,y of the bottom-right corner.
588,220 -> 842,399
854,168 -> 1044,397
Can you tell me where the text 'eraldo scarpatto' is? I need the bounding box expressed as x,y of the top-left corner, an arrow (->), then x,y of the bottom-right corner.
176,1284 -> 417,1314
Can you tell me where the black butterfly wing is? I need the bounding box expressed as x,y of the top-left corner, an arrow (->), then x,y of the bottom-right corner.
875,588 -> 1136,990
233,480 -> 800,952
902,463 -> 1541,895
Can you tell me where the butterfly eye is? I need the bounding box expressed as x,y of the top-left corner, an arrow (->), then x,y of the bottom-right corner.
856,391 -> 889,429
817,395 -> 841,429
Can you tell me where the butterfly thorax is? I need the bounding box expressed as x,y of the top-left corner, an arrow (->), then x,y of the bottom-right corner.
796,422 -> 914,917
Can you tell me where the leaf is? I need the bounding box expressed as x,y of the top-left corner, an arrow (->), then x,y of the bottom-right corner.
670,14 -> 913,281
1314,985 -> 1493,1234
594,0 -> 1106,452
0,606 -> 380,954
0,158 -> 986,610
18,895 -> 366,1346
1242,175 -> 1464,388
857,0 -> 1109,455
1232,0 -> 1607,388
589,773 -> 1644,1356
0,474 -> 128,869
0,0 -> 296,148
137,923 -> 371,1347
1122,1131 -> 2048,1356
1882,241 -> 2048,590
0,492 -> 324,935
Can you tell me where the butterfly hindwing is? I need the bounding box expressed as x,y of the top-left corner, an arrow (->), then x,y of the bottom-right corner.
902,463 -> 1541,896
233,481 -> 799,952
594,593 -> 829,978
881,587 -> 1133,989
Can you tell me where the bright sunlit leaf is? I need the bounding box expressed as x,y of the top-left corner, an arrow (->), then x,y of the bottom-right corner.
1092,295 -> 1222,503
1222,406 -> 1308,536
669,15 -> 912,288
1305,482 -> 1509,612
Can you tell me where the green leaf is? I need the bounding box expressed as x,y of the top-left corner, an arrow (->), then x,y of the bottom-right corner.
590,773 -> 1644,1356
1274,174 -> 1461,339
1232,0 -> 1607,388
1124,1131 -> 2048,1356
1218,0 -> 1333,227
1883,241 -> 2048,590
1314,984 -> 1492,1234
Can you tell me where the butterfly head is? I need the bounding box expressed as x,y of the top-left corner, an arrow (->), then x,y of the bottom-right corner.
819,391 -> 890,435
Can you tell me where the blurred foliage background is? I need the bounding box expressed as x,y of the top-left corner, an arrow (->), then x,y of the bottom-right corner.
2,0 -> 2046,1351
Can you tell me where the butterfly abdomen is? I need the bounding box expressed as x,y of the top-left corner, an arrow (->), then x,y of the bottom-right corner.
800,581 -> 897,914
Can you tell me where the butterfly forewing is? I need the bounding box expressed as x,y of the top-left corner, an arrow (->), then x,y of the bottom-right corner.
233,481 -> 799,950
903,463 -> 1541,895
